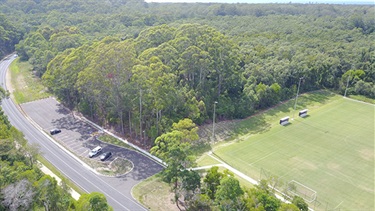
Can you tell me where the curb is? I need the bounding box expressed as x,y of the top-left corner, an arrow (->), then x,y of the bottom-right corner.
74,113 -> 167,167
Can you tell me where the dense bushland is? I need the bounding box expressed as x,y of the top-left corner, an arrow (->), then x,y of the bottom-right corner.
1,0 -> 373,143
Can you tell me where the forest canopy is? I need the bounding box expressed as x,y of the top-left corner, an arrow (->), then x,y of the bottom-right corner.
0,0 -> 374,142
0,1 -> 373,209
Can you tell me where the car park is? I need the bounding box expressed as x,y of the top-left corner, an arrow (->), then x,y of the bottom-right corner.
89,146 -> 102,158
50,128 -> 61,135
100,152 -> 112,161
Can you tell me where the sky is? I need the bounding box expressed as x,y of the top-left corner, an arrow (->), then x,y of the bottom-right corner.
145,0 -> 374,4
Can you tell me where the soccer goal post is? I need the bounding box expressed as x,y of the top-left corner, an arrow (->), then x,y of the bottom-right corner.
287,180 -> 317,203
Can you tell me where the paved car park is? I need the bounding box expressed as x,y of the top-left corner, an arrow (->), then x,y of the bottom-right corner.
20,97 -> 163,180
21,97 -> 95,157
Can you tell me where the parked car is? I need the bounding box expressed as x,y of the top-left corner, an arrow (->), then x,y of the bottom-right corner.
89,146 -> 102,158
50,128 -> 61,135
100,152 -> 112,161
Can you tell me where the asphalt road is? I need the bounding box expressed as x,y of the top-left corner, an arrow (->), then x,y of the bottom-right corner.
0,56 -> 163,210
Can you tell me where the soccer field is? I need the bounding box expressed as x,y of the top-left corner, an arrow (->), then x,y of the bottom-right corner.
214,94 -> 374,210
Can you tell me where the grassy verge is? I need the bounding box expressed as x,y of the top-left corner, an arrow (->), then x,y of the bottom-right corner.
98,134 -> 136,150
9,59 -> 51,104
37,155 -> 86,195
9,60 -> 83,196
132,168 -> 255,211
132,174 -> 178,211
348,94 -> 375,104
196,152 -> 220,167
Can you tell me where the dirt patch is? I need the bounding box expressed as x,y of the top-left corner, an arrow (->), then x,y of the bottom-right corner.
358,148 -> 374,161
133,176 -> 179,211
5,66 -> 14,93
291,157 -> 317,170
327,162 -> 341,170
83,157 -> 134,177
198,120 -> 239,143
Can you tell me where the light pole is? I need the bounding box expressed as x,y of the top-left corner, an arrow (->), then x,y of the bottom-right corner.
212,101 -> 218,142
293,77 -> 303,120
143,130 -> 145,146
344,75 -> 350,98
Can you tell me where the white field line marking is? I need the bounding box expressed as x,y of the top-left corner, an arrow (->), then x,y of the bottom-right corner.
343,97 -> 374,106
249,151 -> 277,166
334,201 -> 344,209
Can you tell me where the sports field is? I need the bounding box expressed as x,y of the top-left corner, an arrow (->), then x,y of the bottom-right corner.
213,92 -> 374,210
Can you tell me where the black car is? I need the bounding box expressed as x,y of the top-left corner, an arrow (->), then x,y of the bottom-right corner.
100,152 -> 112,161
50,128 -> 61,135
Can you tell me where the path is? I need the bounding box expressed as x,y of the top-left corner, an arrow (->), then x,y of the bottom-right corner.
38,162 -> 81,200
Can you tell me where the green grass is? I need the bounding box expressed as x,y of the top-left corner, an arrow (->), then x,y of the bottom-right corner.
98,134 -> 135,150
212,93 -> 374,210
132,174 -> 178,211
348,94 -> 375,104
196,153 -> 221,167
9,60 -> 51,104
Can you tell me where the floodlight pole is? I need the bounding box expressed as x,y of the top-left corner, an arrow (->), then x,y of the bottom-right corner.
143,130 -> 145,146
344,75 -> 350,98
293,77 -> 303,120
212,101 -> 218,142
139,89 -> 142,142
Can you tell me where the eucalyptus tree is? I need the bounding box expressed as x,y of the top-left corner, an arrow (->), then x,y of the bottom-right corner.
151,118 -> 199,210
132,56 -> 178,137
82,39 -> 136,133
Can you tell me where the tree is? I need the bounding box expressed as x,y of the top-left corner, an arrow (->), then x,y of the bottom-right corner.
171,118 -> 199,143
279,203 -> 300,211
35,175 -> 61,211
1,179 -> 35,211
76,192 -> 113,211
179,169 -> 201,210
151,118 -> 200,210
0,14 -> 22,59
215,176 -> 245,211
23,142 -> 41,167
202,166 -> 223,200
151,118 -> 198,160
292,196 -> 308,211
186,193 -> 212,211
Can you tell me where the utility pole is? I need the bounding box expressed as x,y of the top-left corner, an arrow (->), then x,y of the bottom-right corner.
212,101 -> 218,142
293,77 -> 303,120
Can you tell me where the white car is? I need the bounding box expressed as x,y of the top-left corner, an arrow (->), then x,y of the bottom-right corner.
89,146 -> 102,158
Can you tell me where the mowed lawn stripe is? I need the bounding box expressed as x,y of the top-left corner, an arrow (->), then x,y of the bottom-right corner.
214,96 -> 374,210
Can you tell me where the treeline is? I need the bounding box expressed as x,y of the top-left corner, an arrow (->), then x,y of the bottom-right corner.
0,88 -> 113,210
0,0 -> 374,141
0,14 -> 22,59
150,118 -> 309,210
41,24 -> 244,141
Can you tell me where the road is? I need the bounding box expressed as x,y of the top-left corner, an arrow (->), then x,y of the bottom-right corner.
0,56 -> 159,211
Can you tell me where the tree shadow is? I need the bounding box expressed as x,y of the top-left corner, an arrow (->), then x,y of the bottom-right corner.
234,115 -> 271,137
55,104 -> 70,115
190,141 -> 212,157
296,90 -> 335,108
51,115 -> 95,141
